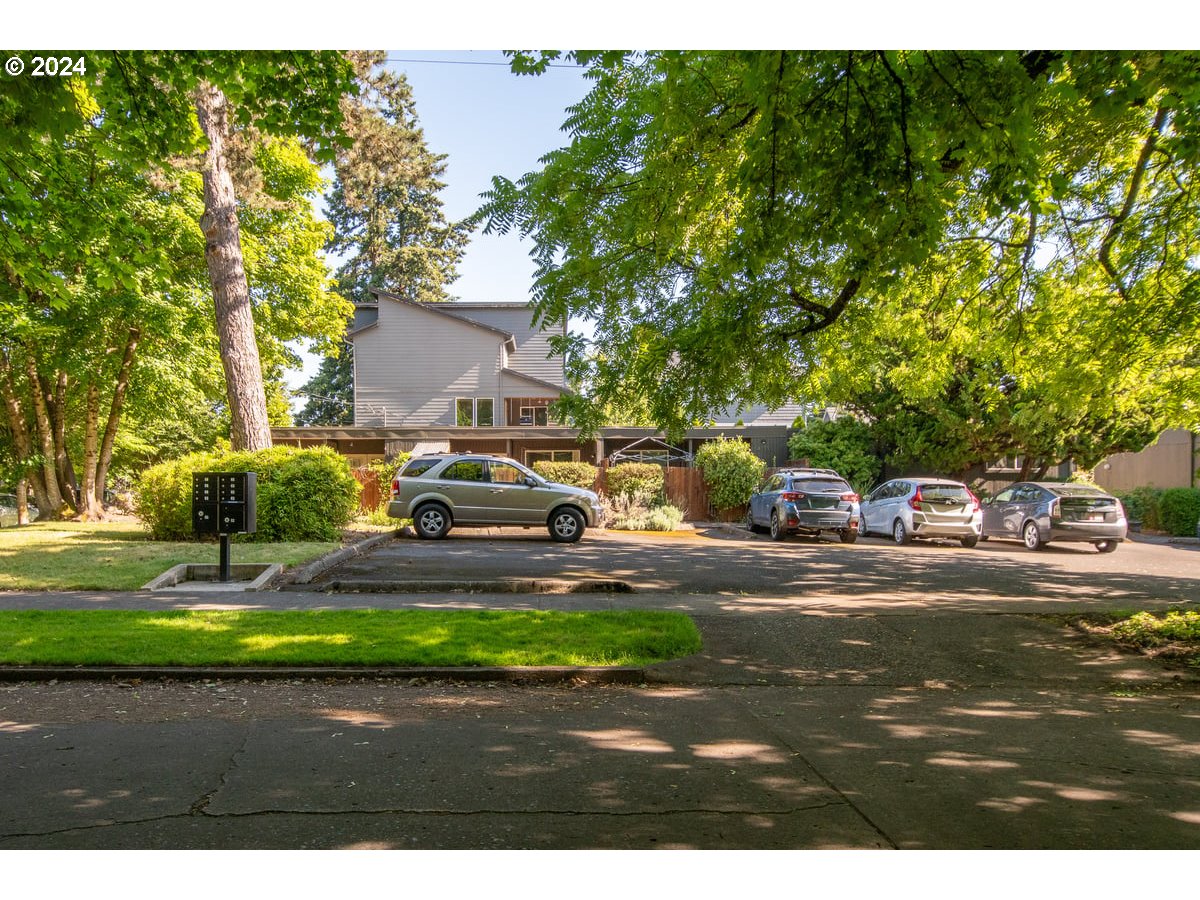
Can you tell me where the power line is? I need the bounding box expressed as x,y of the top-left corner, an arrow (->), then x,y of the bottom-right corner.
385,57 -> 583,68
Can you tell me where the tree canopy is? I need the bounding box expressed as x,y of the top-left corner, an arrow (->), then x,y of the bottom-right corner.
483,51 -> 1200,456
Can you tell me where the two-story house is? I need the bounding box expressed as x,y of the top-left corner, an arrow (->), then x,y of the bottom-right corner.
274,289 -> 810,469
349,289 -> 567,431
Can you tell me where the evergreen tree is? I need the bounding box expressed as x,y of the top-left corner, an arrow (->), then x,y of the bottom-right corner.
298,51 -> 471,425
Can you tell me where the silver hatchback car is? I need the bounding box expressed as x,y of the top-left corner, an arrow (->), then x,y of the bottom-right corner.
388,453 -> 603,543
859,478 -> 983,547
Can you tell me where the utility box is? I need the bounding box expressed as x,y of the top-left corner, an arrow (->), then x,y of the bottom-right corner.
192,472 -> 257,535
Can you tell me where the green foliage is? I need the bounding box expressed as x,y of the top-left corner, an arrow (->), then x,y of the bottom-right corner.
787,419 -> 882,494
1110,610 -> 1200,646
605,463 -> 664,501
1156,488 -> 1200,537
693,438 -> 765,510
134,446 -> 360,542
1114,487 -> 1164,528
296,350 -> 354,426
484,51 -> 1200,455
532,460 -> 599,488
601,493 -> 685,531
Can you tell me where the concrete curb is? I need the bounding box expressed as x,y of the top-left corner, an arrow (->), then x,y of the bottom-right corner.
142,563 -> 282,592
324,578 -> 635,594
285,530 -> 399,585
0,664 -> 647,684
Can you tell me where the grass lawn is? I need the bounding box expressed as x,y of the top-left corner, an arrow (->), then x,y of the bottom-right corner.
1070,609 -> 1200,668
0,609 -> 702,667
0,522 -> 337,591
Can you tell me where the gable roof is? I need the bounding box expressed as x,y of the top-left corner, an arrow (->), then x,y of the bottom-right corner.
501,367 -> 570,395
360,289 -> 517,352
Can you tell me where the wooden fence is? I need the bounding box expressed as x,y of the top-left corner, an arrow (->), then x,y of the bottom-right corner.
352,468 -> 384,514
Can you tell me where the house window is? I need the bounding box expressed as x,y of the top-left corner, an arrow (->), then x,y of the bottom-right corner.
526,450 -> 579,466
455,398 -> 495,427
519,406 -> 549,427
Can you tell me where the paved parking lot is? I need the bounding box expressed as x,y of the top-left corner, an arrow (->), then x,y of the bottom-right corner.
312,526 -> 1200,607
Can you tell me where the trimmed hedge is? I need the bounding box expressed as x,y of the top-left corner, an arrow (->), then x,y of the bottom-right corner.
135,446 -> 361,542
605,462 -> 664,500
532,460 -> 599,489
694,437 -> 765,510
1115,486 -> 1164,529
1158,487 -> 1200,537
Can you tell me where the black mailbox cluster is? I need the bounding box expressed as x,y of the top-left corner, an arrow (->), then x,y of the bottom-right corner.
193,472 -> 257,535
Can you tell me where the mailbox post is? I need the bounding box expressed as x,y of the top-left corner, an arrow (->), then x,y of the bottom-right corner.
192,472 -> 257,582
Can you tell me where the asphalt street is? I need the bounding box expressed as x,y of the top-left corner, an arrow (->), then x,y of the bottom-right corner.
0,531 -> 1197,849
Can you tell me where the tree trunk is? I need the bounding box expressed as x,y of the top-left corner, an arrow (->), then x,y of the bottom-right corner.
15,477 -> 29,525
95,328 -> 139,505
22,352 -> 64,516
0,350 -> 53,514
49,371 -> 79,511
80,380 -> 104,521
194,81 -> 273,452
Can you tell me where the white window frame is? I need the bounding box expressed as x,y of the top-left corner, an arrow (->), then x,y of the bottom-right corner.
525,449 -> 579,466
455,397 -> 495,427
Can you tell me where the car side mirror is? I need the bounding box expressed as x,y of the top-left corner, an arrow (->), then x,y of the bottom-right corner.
523,477 -> 538,487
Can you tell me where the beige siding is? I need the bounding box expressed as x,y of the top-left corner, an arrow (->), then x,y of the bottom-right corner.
1095,429 -> 1198,492
352,302 -> 504,426
445,304 -> 565,387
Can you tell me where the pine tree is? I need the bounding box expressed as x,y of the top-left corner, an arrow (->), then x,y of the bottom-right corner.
298,51 -> 471,425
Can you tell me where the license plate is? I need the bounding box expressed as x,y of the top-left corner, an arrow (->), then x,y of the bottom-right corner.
1085,514 -> 1102,522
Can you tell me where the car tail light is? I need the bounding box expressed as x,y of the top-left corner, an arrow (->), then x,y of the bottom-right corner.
908,487 -> 924,511
391,477 -> 400,498
1049,498 -> 1061,519
841,492 -> 860,503
781,491 -> 806,502
967,489 -> 981,512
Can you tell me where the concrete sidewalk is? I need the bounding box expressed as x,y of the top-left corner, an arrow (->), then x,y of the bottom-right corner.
0,584 -> 1198,848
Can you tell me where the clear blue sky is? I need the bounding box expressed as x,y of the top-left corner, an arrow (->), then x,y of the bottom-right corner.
384,51 -> 592,303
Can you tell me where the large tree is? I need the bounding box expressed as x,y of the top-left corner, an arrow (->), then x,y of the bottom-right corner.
483,51 -> 1200,442
2,51 -> 356,452
298,51 -> 470,426
1,52 -> 354,517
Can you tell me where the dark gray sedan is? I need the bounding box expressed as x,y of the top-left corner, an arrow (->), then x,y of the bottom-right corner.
981,482 -> 1127,552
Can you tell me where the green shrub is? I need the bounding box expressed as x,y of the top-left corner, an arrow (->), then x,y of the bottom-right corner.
532,460 -> 598,489
605,462 -> 664,501
135,446 -> 361,542
1157,487 -> 1200,537
1116,486 -> 1165,529
644,504 -> 685,531
694,437 -> 765,510
786,418 -> 881,495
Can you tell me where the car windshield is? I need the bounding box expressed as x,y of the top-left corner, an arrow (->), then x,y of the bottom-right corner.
793,478 -> 851,493
920,484 -> 971,501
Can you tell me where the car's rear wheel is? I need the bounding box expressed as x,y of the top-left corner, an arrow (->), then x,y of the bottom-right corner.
549,506 -> 586,543
1022,521 -> 1046,551
840,527 -> 858,544
769,510 -> 787,541
414,503 -> 451,540
1095,540 -> 1120,553
892,518 -> 912,546
960,535 -> 979,548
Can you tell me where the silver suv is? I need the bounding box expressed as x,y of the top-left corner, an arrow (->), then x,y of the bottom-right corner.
387,453 -> 603,543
